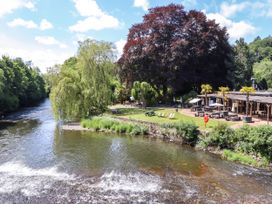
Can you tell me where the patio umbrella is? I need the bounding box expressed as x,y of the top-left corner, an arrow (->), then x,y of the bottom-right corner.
189,98 -> 202,104
210,103 -> 224,107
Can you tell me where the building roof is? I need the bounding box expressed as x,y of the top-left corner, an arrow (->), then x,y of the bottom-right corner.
198,93 -> 272,104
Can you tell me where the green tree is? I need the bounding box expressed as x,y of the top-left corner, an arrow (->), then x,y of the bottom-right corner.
131,81 -> 157,107
253,59 -> 272,89
218,86 -> 230,111
240,86 -> 256,116
50,40 -> 115,120
232,38 -> 254,89
201,84 -> 212,106
0,56 -> 46,113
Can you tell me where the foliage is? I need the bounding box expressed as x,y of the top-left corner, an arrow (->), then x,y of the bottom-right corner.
230,38 -> 254,90
201,84 -> 212,105
0,56 -> 46,113
161,122 -> 199,145
218,86 -> 230,110
182,90 -> 198,104
235,125 -> 272,161
50,40 -> 115,121
131,81 -> 157,106
240,86 -> 256,94
253,59 -> 272,89
201,124 -> 272,162
118,4 -> 233,97
222,150 -> 268,167
249,36 -> 272,62
110,79 -> 128,104
81,117 -> 148,135
201,123 -> 235,149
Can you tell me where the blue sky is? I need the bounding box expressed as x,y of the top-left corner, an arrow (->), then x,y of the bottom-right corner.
0,0 -> 272,72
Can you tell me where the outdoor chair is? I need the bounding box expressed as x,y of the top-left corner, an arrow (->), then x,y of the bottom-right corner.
158,112 -> 165,117
169,113 -> 175,119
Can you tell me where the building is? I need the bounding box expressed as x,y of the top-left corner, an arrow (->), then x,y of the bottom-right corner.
198,91 -> 272,121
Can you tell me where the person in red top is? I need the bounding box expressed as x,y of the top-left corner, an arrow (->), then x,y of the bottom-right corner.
204,114 -> 209,128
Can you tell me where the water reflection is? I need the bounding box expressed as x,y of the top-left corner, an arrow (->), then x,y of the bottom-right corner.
53,128 -> 208,176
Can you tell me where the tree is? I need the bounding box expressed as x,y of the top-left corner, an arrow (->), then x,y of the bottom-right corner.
240,86 -> 256,117
118,4 -> 233,98
131,81 -> 157,107
50,40 -> 115,120
249,36 -> 272,62
0,56 -> 46,113
253,59 -> 272,89
201,84 -> 212,106
218,86 -> 230,111
231,38 -> 254,90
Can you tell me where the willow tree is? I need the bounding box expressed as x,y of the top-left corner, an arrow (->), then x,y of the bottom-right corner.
201,84 -> 212,106
50,40 -> 114,121
218,86 -> 230,111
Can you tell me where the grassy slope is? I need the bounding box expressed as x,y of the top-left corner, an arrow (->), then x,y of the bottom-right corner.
111,107 -> 234,129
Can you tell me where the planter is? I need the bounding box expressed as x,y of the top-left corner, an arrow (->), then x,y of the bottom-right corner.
243,116 -> 252,123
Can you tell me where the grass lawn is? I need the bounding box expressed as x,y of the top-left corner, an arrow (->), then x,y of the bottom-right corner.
109,107 -> 234,129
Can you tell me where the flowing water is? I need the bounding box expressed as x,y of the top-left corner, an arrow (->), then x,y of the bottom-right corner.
0,99 -> 271,203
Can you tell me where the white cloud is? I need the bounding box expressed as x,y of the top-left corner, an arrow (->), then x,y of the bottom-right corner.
69,15 -> 120,32
0,0 -> 35,17
7,18 -> 53,30
73,0 -> 104,17
115,39 -> 126,59
35,36 -> 67,48
181,0 -> 197,9
206,12 -> 256,40
7,18 -> 38,29
0,34 -> 73,72
220,2 -> 249,18
40,19 -> 53,30
218,1 -> 272,18
133,0 -> 149,11
70,0 -> 121,32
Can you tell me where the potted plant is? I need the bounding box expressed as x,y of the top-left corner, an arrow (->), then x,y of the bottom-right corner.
240,86 -> 256,123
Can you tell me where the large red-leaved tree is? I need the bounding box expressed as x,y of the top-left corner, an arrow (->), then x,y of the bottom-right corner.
118,4 -> 233,97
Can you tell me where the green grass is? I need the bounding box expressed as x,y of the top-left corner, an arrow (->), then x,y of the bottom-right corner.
81,117 -> 148,135
222,150 -> 268,167
112,108 -> 233,129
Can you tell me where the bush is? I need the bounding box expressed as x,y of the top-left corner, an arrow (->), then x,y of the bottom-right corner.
161,122 -> 199,145
202,123 -> 235,149
81,117 -> 149,135
222,150 -> 258,167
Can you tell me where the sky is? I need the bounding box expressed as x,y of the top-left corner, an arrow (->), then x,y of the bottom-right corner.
0,0 -> 272,72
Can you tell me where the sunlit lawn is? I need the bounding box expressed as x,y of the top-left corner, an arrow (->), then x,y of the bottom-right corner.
110,107 -> 234,129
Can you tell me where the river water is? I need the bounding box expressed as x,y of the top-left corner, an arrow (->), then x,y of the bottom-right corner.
0,99 -> 271,203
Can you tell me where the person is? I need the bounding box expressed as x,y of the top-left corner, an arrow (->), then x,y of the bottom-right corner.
204,114 -> 209,128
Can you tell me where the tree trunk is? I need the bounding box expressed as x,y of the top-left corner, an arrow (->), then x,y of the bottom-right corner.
205,93 -> 208,106
246,94 -> 249,116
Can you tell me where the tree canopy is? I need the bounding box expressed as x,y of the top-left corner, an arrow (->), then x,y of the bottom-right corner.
50,40 -> 115,121
0,56 -> 46,113
118,4 -> 233,97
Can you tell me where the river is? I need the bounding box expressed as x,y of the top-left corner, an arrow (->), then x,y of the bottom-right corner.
0,99 -> 271,203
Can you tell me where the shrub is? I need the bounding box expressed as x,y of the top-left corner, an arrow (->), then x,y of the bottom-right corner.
222,150 -> 258,166
81,117 -> 148,135
203,123 -> 235,149
161,122 -> 199,145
